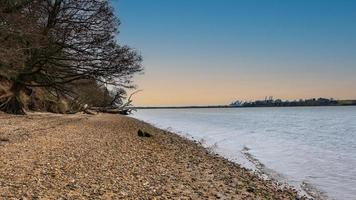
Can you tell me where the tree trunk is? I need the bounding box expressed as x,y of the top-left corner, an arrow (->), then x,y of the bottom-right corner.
0,82 -> 25,114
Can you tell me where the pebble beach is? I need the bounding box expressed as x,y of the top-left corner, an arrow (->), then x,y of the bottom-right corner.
0,113 -> 304,199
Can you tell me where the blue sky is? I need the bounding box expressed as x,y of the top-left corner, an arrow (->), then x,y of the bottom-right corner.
111,0 -> 356,106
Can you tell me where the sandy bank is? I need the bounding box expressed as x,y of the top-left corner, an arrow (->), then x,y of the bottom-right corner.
0,113 -> 305,199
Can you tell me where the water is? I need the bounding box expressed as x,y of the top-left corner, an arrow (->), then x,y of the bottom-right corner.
132,107 -> 356,200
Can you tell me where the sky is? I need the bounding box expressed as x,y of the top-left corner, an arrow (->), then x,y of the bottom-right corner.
111,0 -> 356,106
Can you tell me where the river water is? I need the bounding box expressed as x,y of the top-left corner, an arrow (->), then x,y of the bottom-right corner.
132,106 -> 356,200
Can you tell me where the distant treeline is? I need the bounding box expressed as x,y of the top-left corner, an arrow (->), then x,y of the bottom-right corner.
134,98 -> 356,110
231,98 -> 356,107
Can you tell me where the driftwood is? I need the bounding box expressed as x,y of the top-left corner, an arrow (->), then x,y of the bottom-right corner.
79,90 -> 141,115
83,109 -> 97,115
88,107 -> 131,115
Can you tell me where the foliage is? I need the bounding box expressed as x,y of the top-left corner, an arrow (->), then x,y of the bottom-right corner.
230,97 -> 343,107
0,0 -> 143,114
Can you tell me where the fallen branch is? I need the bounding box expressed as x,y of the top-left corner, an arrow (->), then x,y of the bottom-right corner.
89,107 -> 131,115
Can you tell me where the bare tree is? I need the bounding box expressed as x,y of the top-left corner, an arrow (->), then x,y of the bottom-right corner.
0,0 -> 143,114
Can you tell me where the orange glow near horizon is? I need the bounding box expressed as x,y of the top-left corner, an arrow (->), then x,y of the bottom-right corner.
131,65 -> 356,106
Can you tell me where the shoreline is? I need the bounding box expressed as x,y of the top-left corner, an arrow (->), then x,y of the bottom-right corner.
133,104 -> 356,110
0,113 -> 308,199
133,117 -> 322,200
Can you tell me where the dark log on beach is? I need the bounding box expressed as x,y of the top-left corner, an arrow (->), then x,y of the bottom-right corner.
83,109 -> 97,115
89,107 -> 131,115
99,109 -> 130,115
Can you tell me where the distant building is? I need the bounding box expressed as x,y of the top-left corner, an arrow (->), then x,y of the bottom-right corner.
230,100 -> 242,107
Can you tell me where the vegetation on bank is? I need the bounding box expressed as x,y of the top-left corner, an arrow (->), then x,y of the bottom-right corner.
135,98 -> 356,109
231,97 -> 356,107
0,0 -> 143,114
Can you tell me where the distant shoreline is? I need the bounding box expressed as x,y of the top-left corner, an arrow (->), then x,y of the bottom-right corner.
134,104 -> 356,109
134,105 -> 231,109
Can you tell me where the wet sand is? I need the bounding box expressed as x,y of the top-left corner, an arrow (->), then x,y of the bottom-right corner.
0,113 -> 305,199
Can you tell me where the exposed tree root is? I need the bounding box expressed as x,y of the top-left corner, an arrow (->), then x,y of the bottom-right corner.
0,95 -> 25,115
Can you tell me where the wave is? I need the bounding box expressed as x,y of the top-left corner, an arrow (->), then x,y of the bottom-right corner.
241,146 -> 329,200
301,181 -> 330,200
